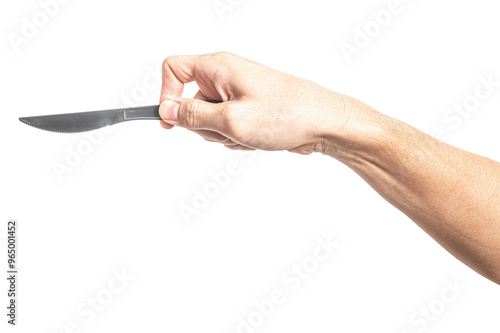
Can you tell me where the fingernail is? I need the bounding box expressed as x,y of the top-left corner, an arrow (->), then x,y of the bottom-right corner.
159,100 -> 179,121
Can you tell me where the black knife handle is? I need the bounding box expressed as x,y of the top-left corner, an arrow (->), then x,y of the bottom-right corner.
123,105 -> 161,120
123,100 -> 221,121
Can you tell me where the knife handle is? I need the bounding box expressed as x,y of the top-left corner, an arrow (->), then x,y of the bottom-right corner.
123,105 -> 161,120
123,100 -> 221,121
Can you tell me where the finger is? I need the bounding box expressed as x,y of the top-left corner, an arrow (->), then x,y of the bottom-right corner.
159,98 -> 228,133
159,55 -> 200,128
160,55 -> 200,102
189,91 -> 227,140
224,144 -> 255,151
221,141 -> 241,146
191,129 -> 230,143
159,121 -> 174,129
162,90 -> 208,132
181,91 -> 225,137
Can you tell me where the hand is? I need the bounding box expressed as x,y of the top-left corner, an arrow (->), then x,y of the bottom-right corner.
159,52 -> 352,154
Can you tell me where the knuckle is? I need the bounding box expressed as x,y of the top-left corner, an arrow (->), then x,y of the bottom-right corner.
208,51 -> 235,67
213,51 -> 232,59
162,55 -> 184,72
162,56 -> 176,69
162,56 -> 180,76
200,53 -> 236,80
182,100 -> 201,128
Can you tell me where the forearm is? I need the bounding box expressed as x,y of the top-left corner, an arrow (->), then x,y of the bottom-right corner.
158,53 -> 500,282
321,95 -> 500,284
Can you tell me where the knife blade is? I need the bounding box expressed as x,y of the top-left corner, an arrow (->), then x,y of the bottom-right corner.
19,105 -> 161,133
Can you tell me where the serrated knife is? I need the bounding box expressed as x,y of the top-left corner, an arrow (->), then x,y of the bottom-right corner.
19,105 -> 163,133
19,101 -> 221,133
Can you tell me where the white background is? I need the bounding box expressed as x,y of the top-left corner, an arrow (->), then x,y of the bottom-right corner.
1,0 -> 500,332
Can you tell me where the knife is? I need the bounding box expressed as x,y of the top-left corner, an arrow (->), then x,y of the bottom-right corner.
19,101 -> 219,133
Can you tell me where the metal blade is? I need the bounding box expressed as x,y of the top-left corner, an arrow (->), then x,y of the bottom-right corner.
19,105 -> 160,133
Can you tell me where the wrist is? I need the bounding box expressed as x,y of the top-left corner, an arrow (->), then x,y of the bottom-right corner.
317,93 -> 387,164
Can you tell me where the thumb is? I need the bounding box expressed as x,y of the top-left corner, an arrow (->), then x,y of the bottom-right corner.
159,99 -> 225,131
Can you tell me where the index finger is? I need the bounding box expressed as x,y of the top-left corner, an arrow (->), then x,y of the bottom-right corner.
160,55 -> 200,103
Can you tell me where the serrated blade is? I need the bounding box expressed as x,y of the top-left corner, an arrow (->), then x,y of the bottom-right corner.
19,105 -> 161,133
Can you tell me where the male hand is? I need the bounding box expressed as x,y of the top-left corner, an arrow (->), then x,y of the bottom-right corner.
159,52 -> 352,154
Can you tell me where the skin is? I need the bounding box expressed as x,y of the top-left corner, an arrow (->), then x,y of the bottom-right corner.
158,52 -> 500,285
